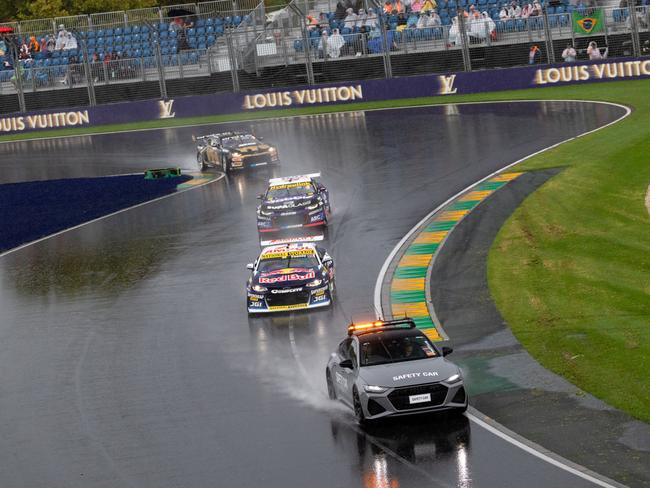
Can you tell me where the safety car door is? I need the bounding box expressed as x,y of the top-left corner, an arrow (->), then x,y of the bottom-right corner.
316,246 -> 334,280
333,338 -> 355,402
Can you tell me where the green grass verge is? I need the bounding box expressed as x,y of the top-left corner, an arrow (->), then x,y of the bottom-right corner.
486,80 -> 650,423
3,78 -> 648,422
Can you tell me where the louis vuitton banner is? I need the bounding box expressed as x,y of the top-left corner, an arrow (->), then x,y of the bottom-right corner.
1,57 -> 648,135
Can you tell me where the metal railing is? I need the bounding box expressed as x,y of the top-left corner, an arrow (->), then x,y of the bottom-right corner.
1,1 -> 648,114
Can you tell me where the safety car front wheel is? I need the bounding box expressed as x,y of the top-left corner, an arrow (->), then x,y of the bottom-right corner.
353,388 -> 367,425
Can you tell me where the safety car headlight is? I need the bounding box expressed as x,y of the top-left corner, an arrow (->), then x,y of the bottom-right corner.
252,284 -> 267,292
269,147 -> 276,153
446,373 -> 461,384
306,279 -> 323,288
364,385 -> 388,394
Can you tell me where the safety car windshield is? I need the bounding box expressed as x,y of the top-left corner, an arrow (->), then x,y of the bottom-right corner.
359,331 -> 438,367
257,254 -> 319,272
266,183 -> 315,200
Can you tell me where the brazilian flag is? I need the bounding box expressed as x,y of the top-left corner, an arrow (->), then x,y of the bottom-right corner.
573,9 -> 604,34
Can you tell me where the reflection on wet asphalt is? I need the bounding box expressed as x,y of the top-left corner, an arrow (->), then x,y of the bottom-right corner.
0,102 -> 625,487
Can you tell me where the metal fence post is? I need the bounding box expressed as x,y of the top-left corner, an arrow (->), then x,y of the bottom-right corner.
542,7 -> 555,63
369,0 -> 392,78
628,0 -> 641,57
153,33 -> 168,99
289,2 -> 316,85
226,30 -> 241,92
80,38 -> 97,106
10,42 -> 27,112
458,13 -> 472,71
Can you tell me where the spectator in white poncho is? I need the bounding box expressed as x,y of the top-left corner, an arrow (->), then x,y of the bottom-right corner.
365,8 -> 379,29
319,29 -> 345,58
344,8 -> 358,29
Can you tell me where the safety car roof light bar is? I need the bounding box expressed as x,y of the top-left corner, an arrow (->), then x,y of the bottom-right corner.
347,318 -> 416,336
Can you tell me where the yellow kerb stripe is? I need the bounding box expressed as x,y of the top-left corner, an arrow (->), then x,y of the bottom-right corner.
391,278 -> 425,291
437,210 -> 469,221
392,302 -> 430,317
413,231 -> 447,244
180,179 -> 206,186
424,328 -> 443,341
460,190 -> 493,201
399,254 -> 432,267
491,172 -> 523,182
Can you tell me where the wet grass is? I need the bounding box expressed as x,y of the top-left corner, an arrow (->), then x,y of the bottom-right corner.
486,80 -> 650,423
1,77 -> 648,421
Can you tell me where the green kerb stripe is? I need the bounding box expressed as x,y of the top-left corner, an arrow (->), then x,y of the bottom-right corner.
412,316 -> 436,328
394,266 -> 428,279
407,243 -> 440,255
448,200 -> 481,211
475,181 -> 506,191
391,290 -> 426,302
425,221 -> 456,232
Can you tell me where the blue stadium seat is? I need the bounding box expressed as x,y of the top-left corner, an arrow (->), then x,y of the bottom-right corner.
96,29 -> 105,37
294,39 -> 303,51
86,30 -> 96,39
207,34 -> 216,45
104,28 -> 114,37
196,27 -> 206,35
196,18 -> 206,27
233,16 -> 242,25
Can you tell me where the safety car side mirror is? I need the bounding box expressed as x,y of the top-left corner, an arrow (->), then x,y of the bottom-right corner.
340,359 -> 353,370
442,346 -> 453,356
246,263 -> 254,270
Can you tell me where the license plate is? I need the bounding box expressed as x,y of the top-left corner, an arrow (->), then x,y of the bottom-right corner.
409,393 -> 431,404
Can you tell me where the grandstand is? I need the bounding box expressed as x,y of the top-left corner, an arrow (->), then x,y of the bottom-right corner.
0,0 -> 647,114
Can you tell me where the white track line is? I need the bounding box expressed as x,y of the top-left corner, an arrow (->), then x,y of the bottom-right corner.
0,173 -> 225,260
373,99 -> 631,488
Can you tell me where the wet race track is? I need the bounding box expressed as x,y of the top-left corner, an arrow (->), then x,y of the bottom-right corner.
0,102 -> 626,488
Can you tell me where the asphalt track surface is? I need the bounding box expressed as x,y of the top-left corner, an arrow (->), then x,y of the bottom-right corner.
0,101 -> 626,488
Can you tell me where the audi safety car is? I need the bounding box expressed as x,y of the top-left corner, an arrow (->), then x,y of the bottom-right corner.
256,173 -> 330,234
246,237 -> 335,314
326,319 -> 468,424
194,131 -> 279,173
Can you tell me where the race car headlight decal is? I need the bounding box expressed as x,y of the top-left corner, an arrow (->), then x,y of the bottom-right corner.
446,374 -> 461,384
252,284 -> 268,292
306,202 -> 321,211
232,152 -> 243,160
364,385 -> 388,394
259,209 -> 273,216
306,279 -> 323,288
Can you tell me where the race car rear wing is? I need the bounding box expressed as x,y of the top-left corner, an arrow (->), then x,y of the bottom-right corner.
268,172 -> 321,184
260,235 -> 324,247
347,318 -> 416,336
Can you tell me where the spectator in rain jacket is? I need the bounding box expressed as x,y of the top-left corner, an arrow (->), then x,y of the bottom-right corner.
28,36 -> 40,53
422,0 -> 437,12
356,9 -> 368,27
365,8 -> 379,28
335,2 -> 347,20
587,40 -> 602,60
562,43 -> 577,62
344,8 -> 358,29
529,44 -> 540,64
411,0 -> 424,12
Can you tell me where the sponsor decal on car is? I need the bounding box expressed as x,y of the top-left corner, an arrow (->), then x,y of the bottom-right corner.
260,250 -> 315,259
259,270 -> 316,284
409,393 -> 431,404
270,288 -> 303,294
392,372 -> 439,382
268,303 -> 309,311
335,371 -> 348,388
269,182 -> 312,190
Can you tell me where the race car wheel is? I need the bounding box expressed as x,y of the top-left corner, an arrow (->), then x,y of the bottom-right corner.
223,157 -> 230,174
326,370 -> 336,400
353,388 -> 367,425
329,278 -> 336,295
197,154 -> 206,171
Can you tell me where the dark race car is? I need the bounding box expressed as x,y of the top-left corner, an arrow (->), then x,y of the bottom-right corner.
256,173 -> 330,234
246,237 -> 335,314
194,131 -> 279,173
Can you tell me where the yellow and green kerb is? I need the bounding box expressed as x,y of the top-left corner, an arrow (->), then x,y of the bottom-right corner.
389,172 -> 523,342
177,171 -> 220,190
